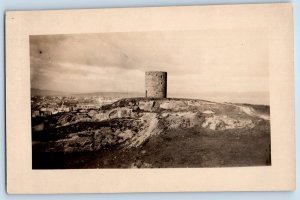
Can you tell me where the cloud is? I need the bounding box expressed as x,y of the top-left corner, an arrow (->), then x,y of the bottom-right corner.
30,29 -> 269,103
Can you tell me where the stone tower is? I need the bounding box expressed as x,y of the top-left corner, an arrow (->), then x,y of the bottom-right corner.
145,71 -> 167,98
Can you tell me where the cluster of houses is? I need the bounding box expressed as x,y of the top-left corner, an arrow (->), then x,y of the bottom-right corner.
31,104 -> 101,118
31,96 -> 122,118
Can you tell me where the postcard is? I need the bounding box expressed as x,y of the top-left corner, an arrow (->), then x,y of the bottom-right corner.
5,3 -> 295,193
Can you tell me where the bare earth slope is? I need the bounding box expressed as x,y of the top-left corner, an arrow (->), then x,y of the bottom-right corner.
32,98 -> 271,169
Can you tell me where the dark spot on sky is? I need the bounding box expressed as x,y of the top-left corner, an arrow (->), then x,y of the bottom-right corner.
39,50 -> 43,54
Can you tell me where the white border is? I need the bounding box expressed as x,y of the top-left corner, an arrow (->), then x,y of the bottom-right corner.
5,3 -> 295,193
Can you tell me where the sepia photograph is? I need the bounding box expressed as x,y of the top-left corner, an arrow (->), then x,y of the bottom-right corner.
5,3 -> 295,193
30,30 -> 271,169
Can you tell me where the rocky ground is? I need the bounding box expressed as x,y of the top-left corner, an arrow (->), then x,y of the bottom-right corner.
32,98 -> 271,169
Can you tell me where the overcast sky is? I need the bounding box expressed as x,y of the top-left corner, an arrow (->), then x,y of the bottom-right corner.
30,29 -> 269,104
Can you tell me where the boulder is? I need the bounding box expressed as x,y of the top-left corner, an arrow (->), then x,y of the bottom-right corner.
139,101 -> 154,111
201,115 -> 255,130
32,122 -> 44,131
118,130 -> 134,141
118,109 -> 131,118
88,110 -> 97,117
202,110 -> 214,114
132,106 -> 139,111
160,101 -> 187,111
94,113 -> 108,121
109,110 -> 118,119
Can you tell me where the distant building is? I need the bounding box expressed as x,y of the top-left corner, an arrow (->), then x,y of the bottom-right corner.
145,71 -> 167,98
63,107 -> 70,112
32,110 -> 40,117
77,104 -> 97,110
40,111 -> 52,116
46,108 -> 54,112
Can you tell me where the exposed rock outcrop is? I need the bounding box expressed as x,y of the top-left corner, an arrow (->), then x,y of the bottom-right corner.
32,98 -> 270,154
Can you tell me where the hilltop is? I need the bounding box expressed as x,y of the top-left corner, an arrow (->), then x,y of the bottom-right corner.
32,98 -> 271,169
